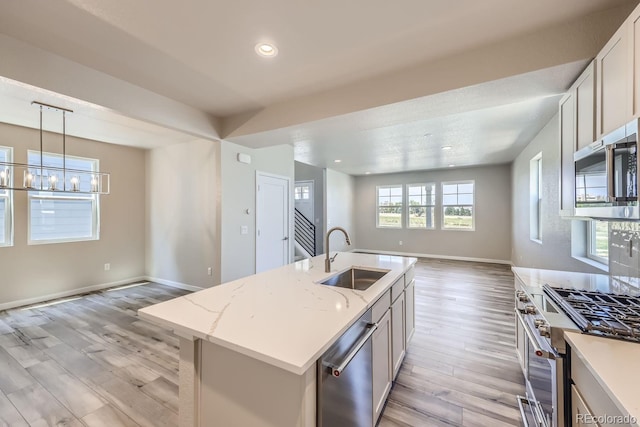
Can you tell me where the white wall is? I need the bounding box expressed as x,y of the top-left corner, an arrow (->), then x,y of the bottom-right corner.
354,165 -> 512,263
0,122 -> 146,308
325,169 -> 357,253
294,161 -> 325,254
220,141 -> 294,282
145,139 -> 221,289
511,113 -> 602,273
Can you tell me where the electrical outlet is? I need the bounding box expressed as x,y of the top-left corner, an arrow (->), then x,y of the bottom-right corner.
399,241 -> 403,246
104,263 -> 111,271
207,267 -> 212,276
240,225 -> 248,235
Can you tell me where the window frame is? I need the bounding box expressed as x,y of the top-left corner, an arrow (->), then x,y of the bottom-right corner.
406,183 -> 436,230
441,180 -> 475,231
376,185 -> 403,229
530,153 -> 542,243
0,146 -> 14,247
27,150 -> 100,245
587,219 -> 608,265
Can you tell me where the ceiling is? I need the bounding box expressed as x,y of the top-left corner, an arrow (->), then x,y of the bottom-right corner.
0,0 -> 636,173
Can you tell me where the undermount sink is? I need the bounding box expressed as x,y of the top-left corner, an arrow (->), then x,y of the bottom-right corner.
319,267 -> 390,291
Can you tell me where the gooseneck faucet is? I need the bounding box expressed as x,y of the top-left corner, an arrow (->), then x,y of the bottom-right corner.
325,227 -> 352,272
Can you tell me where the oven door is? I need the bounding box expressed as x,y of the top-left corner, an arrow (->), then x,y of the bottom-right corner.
515,310 -> 559,427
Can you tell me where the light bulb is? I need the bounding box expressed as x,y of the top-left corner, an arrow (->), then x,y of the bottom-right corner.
70,176 -> 80,192
49,175 -> 58,191
90,176 -> 98,193
0,169 -> 8,188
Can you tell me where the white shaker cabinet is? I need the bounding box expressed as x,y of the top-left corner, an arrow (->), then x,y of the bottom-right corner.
559,90 -> 576,217
391,290 -> 405,379
596,26 -> 631,137
372,309 -> 392,423
631,7 -> 640,119
404,279 -> 415,345
559,61 -> 596,217
575,62 -> 597,151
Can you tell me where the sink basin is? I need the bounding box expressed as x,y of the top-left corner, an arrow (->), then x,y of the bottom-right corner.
319,267 -> 390,291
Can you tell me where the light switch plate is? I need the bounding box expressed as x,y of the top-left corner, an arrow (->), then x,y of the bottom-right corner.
241,225 -> 249,235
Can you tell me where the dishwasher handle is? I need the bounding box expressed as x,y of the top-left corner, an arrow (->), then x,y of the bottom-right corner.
328,322 -> 378,378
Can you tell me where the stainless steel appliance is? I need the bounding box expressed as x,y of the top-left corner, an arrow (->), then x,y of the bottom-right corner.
515,278 -> 640,427
515,283 -> 577,427
317,307 -> 377,427
574,118 -> 639,219
544,286 -> 640,342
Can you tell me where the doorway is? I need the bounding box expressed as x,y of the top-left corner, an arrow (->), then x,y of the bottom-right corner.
256,172 -> 291,273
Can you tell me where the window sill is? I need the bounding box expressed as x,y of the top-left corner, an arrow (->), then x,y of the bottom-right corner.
572,255 -> 609,273
530,238 -> 542,245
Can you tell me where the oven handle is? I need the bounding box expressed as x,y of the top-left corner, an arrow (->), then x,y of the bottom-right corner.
514,309 -> 556,360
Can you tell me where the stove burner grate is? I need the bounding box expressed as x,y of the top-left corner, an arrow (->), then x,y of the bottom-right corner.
543,285 -> 640,343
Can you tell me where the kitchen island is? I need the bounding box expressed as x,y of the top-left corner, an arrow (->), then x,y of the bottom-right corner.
139,252 -> 416,427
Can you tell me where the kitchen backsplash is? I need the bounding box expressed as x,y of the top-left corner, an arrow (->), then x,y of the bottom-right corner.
609,221 -> 640,289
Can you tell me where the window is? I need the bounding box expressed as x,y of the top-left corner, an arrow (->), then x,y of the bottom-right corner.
587,220 -> 608,264
530,153 -> 542,242
28,151 -> 100,244
377,185 -> 403,228
294,184 -> 310,200
407,183 -> 435,229
442,181 -> 474,230
0,146 -> 13,247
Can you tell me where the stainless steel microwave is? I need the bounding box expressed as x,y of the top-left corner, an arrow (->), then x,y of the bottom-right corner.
574,119 -> 639,219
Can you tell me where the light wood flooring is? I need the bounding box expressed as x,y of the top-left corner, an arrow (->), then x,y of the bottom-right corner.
0,259 -> 524,426
378,259 -> 525,427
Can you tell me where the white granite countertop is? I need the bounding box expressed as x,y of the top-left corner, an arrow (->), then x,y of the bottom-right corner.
565,332 -> 640,427
139,252 -> 416,375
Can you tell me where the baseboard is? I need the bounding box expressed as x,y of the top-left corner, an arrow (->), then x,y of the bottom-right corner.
0,276 -> 147,312
353,249 -> 512,265
145,276 -> 205,292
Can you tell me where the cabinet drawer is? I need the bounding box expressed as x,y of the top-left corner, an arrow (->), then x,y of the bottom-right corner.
372,289 -> 390,323
571,350 -> 629,425
571,385 -> 598,427
391,277 -> 404,302
404,266 -> 415,287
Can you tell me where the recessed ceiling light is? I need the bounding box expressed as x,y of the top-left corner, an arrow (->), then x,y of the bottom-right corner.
448,164 -> 455,168
255,43 -> 278,57
441,146 -> 452,150
334,159 -> 342,163
365,172 -> 371,175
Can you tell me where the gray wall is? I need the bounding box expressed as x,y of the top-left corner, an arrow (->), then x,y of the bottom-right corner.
145,139 -> 221,288
0,122 -> 146,309
220,141 -> 294,282
294,161 -> 325,254
326,169 -> 357,253
511,113 -> 602,273
354,165 -> 511,263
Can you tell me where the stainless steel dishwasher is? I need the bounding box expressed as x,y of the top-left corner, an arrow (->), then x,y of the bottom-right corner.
317,307 -> 377,427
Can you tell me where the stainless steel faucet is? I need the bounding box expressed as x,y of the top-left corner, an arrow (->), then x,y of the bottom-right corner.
325,227 -> 351,272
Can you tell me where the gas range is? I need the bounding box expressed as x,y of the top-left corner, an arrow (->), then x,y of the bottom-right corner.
543,285 -> 640,343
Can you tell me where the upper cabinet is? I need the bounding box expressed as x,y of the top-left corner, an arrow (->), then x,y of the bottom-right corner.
596,26 -> 631,136
559,90 -> 576,217
575,63 -> 597,151
631,7 -> 640,118
559,62 -> 596,217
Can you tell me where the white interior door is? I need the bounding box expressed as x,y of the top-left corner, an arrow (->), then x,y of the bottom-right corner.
256,172 -> 290,273
294,180 -> 314,222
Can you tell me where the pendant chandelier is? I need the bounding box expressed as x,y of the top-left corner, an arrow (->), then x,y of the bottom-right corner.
0,101 -> 110,194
